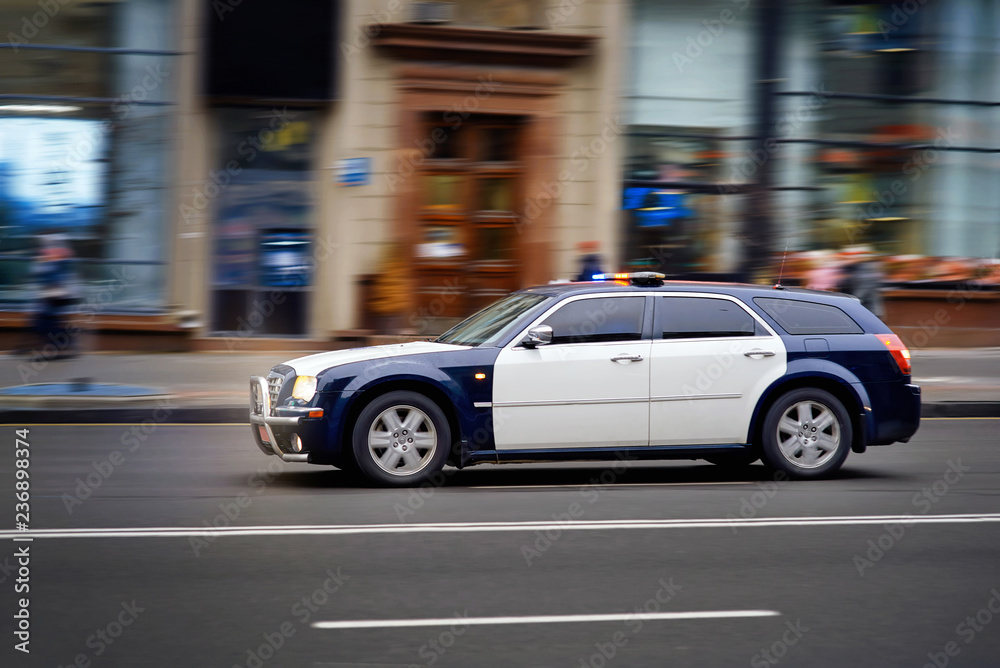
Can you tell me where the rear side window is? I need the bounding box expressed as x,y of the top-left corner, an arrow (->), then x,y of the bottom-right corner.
656,297 -> 759,339
754,297 -> 863,335
541,297 -> 645,345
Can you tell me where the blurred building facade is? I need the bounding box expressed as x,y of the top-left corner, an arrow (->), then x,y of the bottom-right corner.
1,0 -> 997,349
622,0 -> 1000,275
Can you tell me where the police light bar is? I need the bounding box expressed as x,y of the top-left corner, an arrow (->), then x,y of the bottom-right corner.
590,272 -> 666,286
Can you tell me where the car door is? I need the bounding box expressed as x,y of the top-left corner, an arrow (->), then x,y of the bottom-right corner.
648,294 -> 787,446
492,295 -> 651,450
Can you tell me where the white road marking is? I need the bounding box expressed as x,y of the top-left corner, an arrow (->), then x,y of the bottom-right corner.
470,482 -> 752,489
3,513 -> 1000,540
312,610 -> 780,630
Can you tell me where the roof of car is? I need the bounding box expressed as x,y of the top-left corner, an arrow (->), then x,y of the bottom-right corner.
520,280 -> 858,305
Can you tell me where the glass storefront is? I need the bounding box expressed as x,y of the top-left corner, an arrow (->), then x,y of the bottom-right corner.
625,0 -> 1000,285
209,109 -> 317,336
0,0 -> 177,310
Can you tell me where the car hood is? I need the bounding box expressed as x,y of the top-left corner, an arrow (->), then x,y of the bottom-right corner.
283,341 -> 470,378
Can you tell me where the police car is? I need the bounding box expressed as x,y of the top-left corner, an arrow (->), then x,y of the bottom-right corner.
249,273 -> 920,486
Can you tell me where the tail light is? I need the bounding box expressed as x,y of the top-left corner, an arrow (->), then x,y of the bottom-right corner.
877,333 -> 911,376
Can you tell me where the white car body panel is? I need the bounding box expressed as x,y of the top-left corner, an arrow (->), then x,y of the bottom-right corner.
491,292 -> 653,450
648,295 -> 787,445
284,341 -> 469,377
492,340 -> 652,450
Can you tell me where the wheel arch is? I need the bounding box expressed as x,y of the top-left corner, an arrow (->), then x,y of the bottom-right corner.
340,378 -> 463,467
748,373 -> 869,454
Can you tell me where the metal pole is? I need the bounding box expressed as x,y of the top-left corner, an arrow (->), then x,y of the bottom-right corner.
740,0 -> 784,282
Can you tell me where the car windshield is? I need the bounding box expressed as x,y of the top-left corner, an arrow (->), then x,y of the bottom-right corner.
436,293 -> 550,347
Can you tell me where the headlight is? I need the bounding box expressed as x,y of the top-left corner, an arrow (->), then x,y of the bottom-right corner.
291,375 -> 318,402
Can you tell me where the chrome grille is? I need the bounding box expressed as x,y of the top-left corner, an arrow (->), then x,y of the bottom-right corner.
267,374 -> 283,412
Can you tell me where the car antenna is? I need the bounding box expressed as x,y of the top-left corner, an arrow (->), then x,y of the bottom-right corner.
774,241 -> 789,290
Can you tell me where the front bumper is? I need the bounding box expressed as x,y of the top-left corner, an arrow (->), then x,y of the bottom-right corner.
249,375 -> 318,462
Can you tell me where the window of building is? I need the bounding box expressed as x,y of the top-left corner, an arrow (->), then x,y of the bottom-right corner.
0,0 -> 178,311
210,110 -> 317,336
656,296 -> 759,339
541,297 -> 646,345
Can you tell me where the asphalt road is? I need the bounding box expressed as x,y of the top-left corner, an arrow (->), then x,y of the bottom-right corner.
1,418 -> 998,667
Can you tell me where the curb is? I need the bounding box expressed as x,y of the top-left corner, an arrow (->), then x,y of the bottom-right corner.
0,407 -> 249,424
0,402 -> 996,424
921,402 -> 1000,418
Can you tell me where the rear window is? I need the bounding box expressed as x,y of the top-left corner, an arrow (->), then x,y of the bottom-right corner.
753,298 -> 863,335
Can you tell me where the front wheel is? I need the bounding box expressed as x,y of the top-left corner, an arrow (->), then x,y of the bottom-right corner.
351,391 -> 451,487
760,388 -> 852,480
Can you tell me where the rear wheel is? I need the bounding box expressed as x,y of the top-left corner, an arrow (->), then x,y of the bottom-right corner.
351,391 -> 450,487
760,388 -> 852,479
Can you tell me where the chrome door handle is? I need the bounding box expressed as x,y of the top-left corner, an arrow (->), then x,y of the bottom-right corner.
611,354 -> 644,363
744,350 -> 775,357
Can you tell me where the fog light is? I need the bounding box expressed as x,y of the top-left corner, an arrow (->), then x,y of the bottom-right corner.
293,435 -> 303,452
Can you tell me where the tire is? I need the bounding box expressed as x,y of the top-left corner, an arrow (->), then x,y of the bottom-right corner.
759,388 -> 852,480
351,390 -> 451,487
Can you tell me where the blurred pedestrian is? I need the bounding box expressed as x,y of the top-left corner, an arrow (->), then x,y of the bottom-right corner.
805,250 -> 842,292
838,246 -> 884,318
575,241 -> 604,282
29,232 -> 79,358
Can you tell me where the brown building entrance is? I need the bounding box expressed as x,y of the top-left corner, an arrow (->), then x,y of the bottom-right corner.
372,25 -> 596,335
410,113 -> 526,333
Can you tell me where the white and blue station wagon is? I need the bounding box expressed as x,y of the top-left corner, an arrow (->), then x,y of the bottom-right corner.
249,273 -> 920,486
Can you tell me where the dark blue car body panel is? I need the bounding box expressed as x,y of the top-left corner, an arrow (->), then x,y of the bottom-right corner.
289,348 -> 501,465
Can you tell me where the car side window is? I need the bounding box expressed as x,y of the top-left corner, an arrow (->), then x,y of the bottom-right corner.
540,297 -> 645,345
753,297 -> 863,335
656,296 -> 760,339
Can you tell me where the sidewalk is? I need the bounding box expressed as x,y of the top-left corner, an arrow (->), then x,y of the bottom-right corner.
0,348 -> 997,421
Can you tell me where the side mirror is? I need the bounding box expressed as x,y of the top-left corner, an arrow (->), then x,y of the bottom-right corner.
523,324 -> 553,348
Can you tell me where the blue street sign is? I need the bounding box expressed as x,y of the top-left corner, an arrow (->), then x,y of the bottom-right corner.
337,157 -> 370,186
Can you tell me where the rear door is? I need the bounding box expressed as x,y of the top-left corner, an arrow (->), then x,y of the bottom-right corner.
648,294 -> 786,446
492,294 -> 651,450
